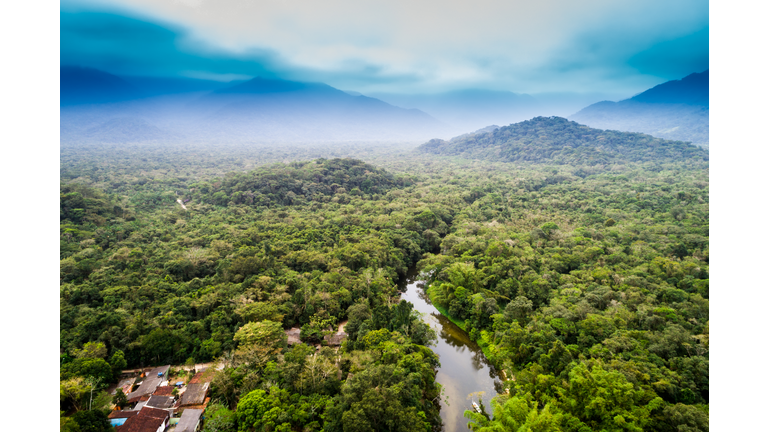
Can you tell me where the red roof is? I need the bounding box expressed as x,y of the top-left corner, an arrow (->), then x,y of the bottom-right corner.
115,416 -> 166,432
152,386 -> 174,396
137,407 -> 170,420
108,411 -> 138,419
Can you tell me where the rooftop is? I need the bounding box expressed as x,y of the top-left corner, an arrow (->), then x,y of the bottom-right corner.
286,327 -> 301,344
146,395 -> 175,409
115,415 -> 165,432
175,408 -> 204,432
108,411 -> 138,420
126,365 -> 170,401
152,385 -> 174,396
180,382 -> 209,406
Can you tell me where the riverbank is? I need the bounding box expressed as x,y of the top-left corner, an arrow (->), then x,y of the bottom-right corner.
424,282 -> 503,377
425,285 -> 467,331
401,275 -> 503,432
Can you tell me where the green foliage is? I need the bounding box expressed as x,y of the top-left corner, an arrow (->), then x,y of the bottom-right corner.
419,116 -> 708,165
71,410 -> 111,432
60,357 -> 114,384
59,141 -> 707,431
203,403 -> 237,432
236,387 -> 327,432
112,388 -> 128,408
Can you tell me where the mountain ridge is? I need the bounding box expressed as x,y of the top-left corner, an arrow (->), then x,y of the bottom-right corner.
60,67 -> 446,142
569,70 -> 709,146
419,116 -> 707,165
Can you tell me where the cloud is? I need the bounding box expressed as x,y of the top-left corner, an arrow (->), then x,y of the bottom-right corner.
628,27 -> 710,78
61,0 -> 708,94
60,9 -> 282,78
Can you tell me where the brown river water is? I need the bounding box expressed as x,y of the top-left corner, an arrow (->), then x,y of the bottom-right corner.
399,270 -> 504,432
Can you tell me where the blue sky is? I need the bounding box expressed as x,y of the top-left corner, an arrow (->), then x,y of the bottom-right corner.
61,0 -> 708,97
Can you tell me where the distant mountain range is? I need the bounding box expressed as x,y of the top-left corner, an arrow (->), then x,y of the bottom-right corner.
369,90 -> 538,134
418,116 -> 708,165
61,66 -> 710,145
60,66 -> 142,106
569,71 -> 709,146
60,67 -> 445,142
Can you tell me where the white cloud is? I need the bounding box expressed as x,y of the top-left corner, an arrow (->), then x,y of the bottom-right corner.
64,0 -> 709,93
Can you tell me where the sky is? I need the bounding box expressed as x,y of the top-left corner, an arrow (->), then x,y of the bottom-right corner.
61,0 -> 709,97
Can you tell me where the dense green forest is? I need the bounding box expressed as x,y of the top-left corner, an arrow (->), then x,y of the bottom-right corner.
60,130 -> 708,431
419,116 -> 708,165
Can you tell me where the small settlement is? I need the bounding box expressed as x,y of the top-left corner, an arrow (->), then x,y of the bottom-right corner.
110,365 -> 214,432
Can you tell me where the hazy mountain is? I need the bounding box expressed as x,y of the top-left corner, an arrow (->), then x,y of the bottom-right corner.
61,66 -> 143,106
60,71 -> 447,143
569,71 -> 709,146
83,117 -> 179,142
120,75 -> 243,96
369,89 -> 538,134
630,70 -> 708,105
419,116 -> 708,165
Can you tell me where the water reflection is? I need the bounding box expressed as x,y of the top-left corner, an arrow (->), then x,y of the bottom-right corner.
399,272 -> 502,432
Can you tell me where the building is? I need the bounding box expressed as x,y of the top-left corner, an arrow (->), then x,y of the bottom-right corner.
180,382 -> 209,406
175,408 -> 204,432
108,410 -> 138,428
145,394 -> 176,418
152,385 -> 174,397
285,327 -> 301,344
113,377 -> 136,397
126,365 -> 170,403
115,407 -> 170,432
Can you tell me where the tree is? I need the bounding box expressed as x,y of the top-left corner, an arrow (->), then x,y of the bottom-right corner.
203,403 -> 237,432
504,296 -> 533,325
112,388 -> 128,409
60,412 -> 81,432
464,395 -> 562,432
109,350 -> 127,379
61,377 -> 89,412
233,320 -> 287,368
74,342 -> 108,359
60,357 -> 113,384
236,302 -> 285,323
71,410 -> 111,432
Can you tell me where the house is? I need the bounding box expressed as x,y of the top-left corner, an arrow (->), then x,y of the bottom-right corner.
108,410 -> 138,428
126,365 -> 170,403
112,377 -> 136,396
180,382 -> 209,406
285,327 -> 301,345
115,407 -> 170,432
175,408 -> 204,432
145,394 -> 175,416
152,385 -> 174,397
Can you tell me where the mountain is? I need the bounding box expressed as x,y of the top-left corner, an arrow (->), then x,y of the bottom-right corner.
630,70 -> 709,105
120,75 -> 243,96
569,71 -> 709,146
60,72 -> 447,143
370,89 -> 539,134
60,66 -> 143,106
418,116 -> 708,165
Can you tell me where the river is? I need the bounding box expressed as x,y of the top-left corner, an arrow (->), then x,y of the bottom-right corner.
399,270 -> 504,432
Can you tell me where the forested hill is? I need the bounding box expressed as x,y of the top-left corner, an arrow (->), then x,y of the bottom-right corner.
187,158 -> 415,207
418,116 -> 708,165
